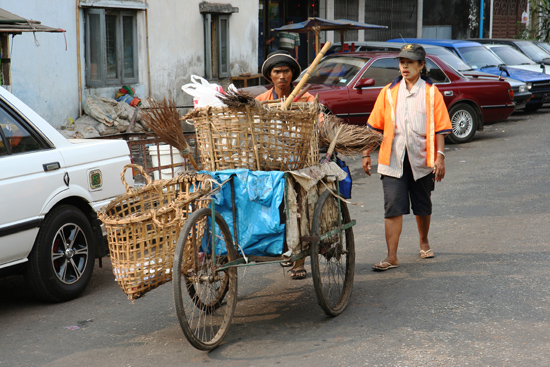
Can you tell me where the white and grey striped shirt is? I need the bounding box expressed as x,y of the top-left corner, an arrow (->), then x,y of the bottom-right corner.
377,78 -> 434,181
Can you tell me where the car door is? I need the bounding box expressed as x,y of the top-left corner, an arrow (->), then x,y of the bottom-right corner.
348,57 -> 401,125
0,99 -> 67,267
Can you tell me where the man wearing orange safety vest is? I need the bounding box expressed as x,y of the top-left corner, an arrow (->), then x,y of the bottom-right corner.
363,43 -> 452,271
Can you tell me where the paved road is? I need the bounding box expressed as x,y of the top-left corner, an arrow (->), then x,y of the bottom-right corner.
1,108 -> 549,367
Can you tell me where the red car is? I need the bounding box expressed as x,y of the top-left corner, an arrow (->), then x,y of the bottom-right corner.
246,51 -> 516,144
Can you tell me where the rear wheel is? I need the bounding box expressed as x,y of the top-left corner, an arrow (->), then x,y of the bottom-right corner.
173,208 -> 237,351
310,189 -> 355,316
24,205 -> 96,302
447,103 -> 478,144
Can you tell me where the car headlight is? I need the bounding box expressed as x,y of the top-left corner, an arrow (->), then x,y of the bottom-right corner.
519,85 -> 528,93
526,82 -> 533,90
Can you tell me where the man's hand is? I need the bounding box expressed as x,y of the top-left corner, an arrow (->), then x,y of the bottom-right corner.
433,155 -> 445,182
362,156 -> 372,176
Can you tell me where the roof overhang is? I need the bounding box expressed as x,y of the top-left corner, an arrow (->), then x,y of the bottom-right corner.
0,8 -> 65,35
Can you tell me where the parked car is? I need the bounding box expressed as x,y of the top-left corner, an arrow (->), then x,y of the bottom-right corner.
533,41 -> 550,55
470,38 -> 550,65
483,44 -> 549,74
343,41 -> 532,109
0,87 -> 132,302
389,38 -> 550,112
244,51 -> 515,143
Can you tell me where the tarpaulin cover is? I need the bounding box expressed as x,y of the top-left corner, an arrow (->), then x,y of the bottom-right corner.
202,169 -> 286,257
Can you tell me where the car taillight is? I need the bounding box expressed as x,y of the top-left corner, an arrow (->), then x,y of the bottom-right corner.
508,89 -> 514,101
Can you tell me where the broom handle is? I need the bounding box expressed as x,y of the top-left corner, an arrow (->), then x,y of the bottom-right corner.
284,41 -> 332,110
178,135 -> 200,171
320,125 -> 343,163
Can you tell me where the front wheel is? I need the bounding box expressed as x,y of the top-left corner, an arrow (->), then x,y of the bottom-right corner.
447,103 -> 478,144
173,208 -> 237,351
24,205 -> 96,302
524,102 -> 542,113
310,189 -> 355,316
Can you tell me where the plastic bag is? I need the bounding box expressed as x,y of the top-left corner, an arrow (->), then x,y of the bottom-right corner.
181,75 -> 225,108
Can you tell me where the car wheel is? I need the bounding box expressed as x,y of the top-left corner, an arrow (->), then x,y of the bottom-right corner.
447,103 -> 478,144
524,103 -> 542,113
24,205 -> 96,302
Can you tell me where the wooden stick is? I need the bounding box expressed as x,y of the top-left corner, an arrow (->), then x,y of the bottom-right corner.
320,125 -> 343,163
283,41 -> 332,110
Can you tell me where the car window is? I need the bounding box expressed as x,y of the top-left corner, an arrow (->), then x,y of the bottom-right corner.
491,46 -> 535,65
360,58 -> 400,86
517,41 -> 550,62
457,46 -> 503,68
300,56 -> 369,85
536,42 -> 550,54
426,48 -> 472,72
0,104 -> 44,156
425,59 -> 449,83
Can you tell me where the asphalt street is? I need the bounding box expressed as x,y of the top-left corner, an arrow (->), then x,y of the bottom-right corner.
1,107 -> 549,367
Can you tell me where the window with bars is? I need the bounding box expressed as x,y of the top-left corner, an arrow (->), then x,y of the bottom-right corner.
85,9 -> 138,87
204,14 -> 230,79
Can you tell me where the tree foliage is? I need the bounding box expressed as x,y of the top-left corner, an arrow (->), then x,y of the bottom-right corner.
528,0 -> 550,42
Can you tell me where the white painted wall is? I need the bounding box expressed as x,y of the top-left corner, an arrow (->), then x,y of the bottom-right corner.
0,0 -> 80,127
1,0 -> 258,127
147,0 -> 258,107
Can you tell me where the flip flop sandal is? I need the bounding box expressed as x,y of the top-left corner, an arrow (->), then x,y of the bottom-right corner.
289,268 -> 307,280
280,258 -> 294,267
420,249 -> 434,258
373,261 -> 398,271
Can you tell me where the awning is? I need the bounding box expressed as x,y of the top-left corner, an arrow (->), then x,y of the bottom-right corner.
273,17 -> 388,53
0,8 -> 65,34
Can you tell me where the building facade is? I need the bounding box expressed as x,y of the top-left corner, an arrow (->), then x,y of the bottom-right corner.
1,0 -> 258,127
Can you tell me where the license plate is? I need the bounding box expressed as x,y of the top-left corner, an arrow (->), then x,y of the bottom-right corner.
543,93 -> 550,103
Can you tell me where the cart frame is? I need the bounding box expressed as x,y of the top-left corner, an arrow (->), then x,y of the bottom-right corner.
172,171 -> 356,350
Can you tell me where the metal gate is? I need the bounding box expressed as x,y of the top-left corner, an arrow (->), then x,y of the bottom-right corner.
364,0 -> 417,41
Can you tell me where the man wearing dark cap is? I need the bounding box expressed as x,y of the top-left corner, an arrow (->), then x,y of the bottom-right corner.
362,43 -> 452,271
256,50 -> 315,103
256,50 -> 314,280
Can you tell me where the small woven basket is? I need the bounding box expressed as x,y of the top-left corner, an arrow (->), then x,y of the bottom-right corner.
188,100 -> 320,171
98,164 -> 213,300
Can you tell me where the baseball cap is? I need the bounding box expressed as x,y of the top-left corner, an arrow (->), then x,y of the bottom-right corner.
396,43 -> 426,61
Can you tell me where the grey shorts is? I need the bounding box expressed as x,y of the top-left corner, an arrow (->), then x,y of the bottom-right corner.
381,156 -> 435,218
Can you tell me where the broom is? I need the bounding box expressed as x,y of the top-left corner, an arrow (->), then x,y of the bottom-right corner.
318,114 -> 384,156
140,97 -> 200,171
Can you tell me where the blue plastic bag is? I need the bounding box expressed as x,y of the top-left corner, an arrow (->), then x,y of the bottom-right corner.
336,157 -> 352,199
202,169 -> 286,257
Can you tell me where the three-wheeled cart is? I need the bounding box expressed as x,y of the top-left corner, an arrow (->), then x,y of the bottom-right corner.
172,171 -> 356,350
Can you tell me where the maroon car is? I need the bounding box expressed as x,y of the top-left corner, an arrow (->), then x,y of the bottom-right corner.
246,51 -> 516,144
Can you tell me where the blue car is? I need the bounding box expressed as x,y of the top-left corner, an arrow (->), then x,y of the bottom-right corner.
388,38 -> 550,112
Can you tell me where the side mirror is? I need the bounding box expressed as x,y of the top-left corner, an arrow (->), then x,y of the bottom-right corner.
541,63 -> 547,74
354,78 -> 375,89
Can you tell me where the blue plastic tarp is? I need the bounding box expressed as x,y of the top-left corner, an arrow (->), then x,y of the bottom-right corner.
201,169 -> 286,257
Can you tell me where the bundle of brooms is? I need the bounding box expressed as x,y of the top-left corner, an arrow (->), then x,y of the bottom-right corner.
318,113 -> 383,156
140,97 -> 200,171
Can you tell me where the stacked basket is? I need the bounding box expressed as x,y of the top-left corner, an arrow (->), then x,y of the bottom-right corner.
98,164 -> 213,300
187,101 -> 320,171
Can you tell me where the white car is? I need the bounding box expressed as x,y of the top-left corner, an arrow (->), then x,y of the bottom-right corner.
484,44 -> 550,74
0,87 -> 132,302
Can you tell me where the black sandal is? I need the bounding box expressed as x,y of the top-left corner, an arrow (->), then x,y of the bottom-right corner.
280,258 -> 294,267
289,267 -> 307,280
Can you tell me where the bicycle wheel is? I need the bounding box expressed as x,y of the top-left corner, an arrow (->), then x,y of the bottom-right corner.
310,189 -> 355,316
173,208 -> 238,350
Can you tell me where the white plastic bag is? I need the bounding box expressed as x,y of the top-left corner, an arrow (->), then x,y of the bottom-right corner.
181,75 -> 226,108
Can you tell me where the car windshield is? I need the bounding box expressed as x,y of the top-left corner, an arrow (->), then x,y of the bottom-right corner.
517,41 -> 550,62
425,47 -> 473,71
298,56 -> 368,85
536,42 -> 550,54
457,45 -> 504,69
489,45 -> 535,65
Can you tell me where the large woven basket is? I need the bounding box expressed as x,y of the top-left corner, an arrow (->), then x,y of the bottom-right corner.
187,100 -> 320,171
98,164 -> 212,300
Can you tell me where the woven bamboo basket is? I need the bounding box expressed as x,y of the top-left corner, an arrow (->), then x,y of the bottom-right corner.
187,100 -> 320,171
98,164 -> 213,300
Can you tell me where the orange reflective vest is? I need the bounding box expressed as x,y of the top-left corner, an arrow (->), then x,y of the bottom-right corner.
367,77 -> 452,168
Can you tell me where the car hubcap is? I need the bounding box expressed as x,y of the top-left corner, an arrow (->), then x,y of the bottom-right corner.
51,223 -> 89,285
452,110 -> 474,139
